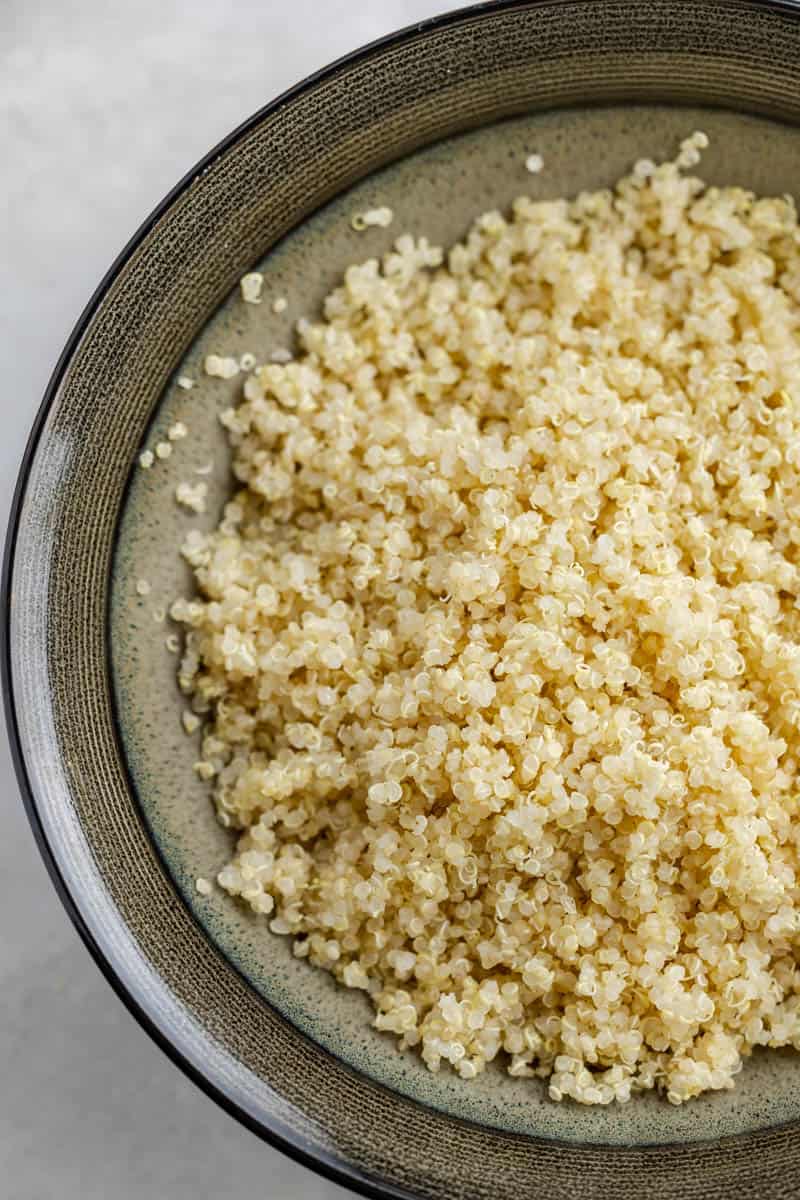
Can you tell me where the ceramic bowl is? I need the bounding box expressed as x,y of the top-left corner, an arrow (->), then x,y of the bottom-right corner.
8,2 -> 800,1197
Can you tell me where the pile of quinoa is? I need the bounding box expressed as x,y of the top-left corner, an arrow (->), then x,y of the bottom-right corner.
175,135 -> 800,1105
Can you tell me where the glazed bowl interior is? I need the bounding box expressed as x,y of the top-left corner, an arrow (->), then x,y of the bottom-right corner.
10,3 -> 800,1198
113,101 -> 800,1148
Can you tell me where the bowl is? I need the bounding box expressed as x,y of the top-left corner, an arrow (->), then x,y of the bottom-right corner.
8,2 -> 800,1196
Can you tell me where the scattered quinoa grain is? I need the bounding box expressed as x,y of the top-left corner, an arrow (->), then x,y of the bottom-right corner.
524,152 -> 544,174
139,449 -> 154,469
351,205 -> 394,231
176,134 -> 800,1107
270,347 -> 292,364
135,579 -> 151,597
177,375 -> 194,391
155,441 -> 172,460
240,271 -> 264,304
239,352 -> 257,372
168,421 -> 188,442
272,296 -> 288,313
204,354 -> 240,379
195,876 -> 213,896
175,481 -> 208,514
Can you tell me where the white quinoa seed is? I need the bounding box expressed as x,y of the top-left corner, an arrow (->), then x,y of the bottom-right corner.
195,876 -> 213,896
351,205 -> 394,231
168,421 -> 188,442
135,579 -> 151,597
524,152 -> 544,174
204,354 -> 240,379
175,134 -> 800,1107
240,271 -> 264,304
182,710 -> 201,734
177,375 -> 194,390
175,481 -> 208,514
139,449 -> 154,469
155,441 -> 172,460
272,296 -> 288,313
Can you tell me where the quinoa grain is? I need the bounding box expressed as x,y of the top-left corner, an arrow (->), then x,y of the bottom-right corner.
351,205 -> 394,231
175,481 -> 208,514
240,272 -> 264,304
175,136 -> 800,1105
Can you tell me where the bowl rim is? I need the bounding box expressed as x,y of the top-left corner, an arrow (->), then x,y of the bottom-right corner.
8,1 -> 800,1197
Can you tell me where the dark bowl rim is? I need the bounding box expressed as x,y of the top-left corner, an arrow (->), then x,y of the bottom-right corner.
7,1 -> 800,1197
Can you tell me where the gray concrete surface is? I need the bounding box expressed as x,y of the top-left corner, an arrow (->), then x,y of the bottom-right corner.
1,3 -> 456,1196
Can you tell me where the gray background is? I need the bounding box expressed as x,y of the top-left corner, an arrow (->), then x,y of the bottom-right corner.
1,3 -> 455,1196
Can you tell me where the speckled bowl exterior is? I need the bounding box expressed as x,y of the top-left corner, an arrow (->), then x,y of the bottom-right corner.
8,3 -> 800,1197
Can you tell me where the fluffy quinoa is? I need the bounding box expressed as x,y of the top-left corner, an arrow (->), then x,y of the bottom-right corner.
174,135 -> 800,1105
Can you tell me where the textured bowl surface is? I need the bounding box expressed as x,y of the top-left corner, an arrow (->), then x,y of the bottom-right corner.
10,3 -> 800,1198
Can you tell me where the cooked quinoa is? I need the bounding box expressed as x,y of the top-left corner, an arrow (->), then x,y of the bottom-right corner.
175,480 -> 208,514
352,205 -> 394,231
174,134 -> 800,1105
240,271 -> 265,304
